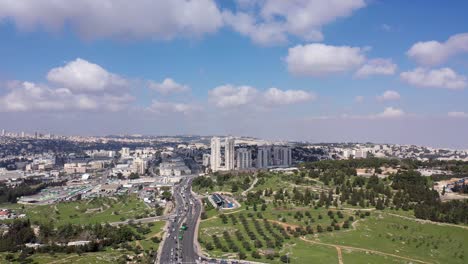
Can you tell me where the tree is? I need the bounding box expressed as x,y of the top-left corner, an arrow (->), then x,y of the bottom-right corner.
252,250 -> 261,259
206,242 -> 214,250
129,173 -> 140,179
280,255 -> 290,263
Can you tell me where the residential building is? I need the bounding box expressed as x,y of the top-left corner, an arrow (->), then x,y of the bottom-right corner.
236,148 -> 252,169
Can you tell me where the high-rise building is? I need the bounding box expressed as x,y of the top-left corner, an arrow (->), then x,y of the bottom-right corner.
121,147 -> 131,157
203,154 -> 211,167
210,137 -> 221,171
272,146 -> 292,167
1,129 -> 5,137
210,137 -> 235,172
132,158 -> 147,175
256,146 -> 270,169
236,148 -> 252,169
225,137 -> 235,170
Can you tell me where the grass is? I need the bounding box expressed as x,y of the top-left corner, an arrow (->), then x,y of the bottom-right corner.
198,204 -> 357,263
132,221 -> 166,251
1,195 -> 150,226
286,239 -> 338,264
314,212 -> 468,264
341,250 -> 409,264
260,203 -> 353,228
195,171 -> 468,263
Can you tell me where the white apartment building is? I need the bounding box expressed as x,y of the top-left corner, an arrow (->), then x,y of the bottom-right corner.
225,137 -> 235,170
121,147 -> 130,157
210,137 -> 221,171
210,137 -> 235,172
132,158 -> 148,175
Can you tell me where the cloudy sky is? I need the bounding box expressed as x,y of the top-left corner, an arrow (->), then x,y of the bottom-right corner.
0,0 -> 468,148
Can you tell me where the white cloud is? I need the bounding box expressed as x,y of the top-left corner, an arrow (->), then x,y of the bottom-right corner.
400,67 -> 467,90
47,58 -> 128,92
263,88 -> 315,105
377,90 -> 400,102
147,100 -> 199,115
209,85 -> 315,108
0,0 -> 223,40
0,81 -> 133,112
209,85 -> 258,108
223,0 -> 366,45
448,111 -> 468,118
286,44 -> 366,76
355,95 -> 364,103
148,78 -> 189,95
407,33 -> 468,65
355,58 -> 397,78
375,107 -> 405,118
222,11 -> 287,45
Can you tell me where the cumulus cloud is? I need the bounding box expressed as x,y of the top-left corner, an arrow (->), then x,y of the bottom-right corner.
355,58 -> 397,78
223,0 -> 366,45
209,85 -> 315,108
263,88 -> 315,105
374,107 -> 405,118
148,78 -> 190,95
377,90 -> 400,102
147,100 -> 199,115
0,0 -> 223,40
47,58 -> 128,92
0,81 -> 133,112
448,111 -> 468,118
400,67 -> 467,90
286,44 -> 366,76
209,85 -> 258,108
222,11 -> 287,45
407,33 -> 468,65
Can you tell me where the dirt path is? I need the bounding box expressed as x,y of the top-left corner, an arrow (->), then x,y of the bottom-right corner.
386,212 -> 468,230
48,255 -> 76,264
266,219 -> 301,230
242,175 -> 258,196
300,237 -> 432,264
201,209 -> 245,222
336,246 -> 343,264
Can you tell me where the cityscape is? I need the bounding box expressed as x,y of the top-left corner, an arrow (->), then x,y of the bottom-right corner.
1,1 -> 468,264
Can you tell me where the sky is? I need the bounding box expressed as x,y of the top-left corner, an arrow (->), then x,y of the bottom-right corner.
0,0 -> 467,148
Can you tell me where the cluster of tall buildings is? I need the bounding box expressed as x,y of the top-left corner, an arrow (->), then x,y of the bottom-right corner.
209,137 -> 292,172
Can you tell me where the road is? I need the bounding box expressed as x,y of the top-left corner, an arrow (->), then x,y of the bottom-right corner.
157,175 -> 202,264
109,215 -> 169,226
157,175 -> 266,264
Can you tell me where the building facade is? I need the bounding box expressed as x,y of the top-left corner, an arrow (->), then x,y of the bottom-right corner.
236,148 -> 252,169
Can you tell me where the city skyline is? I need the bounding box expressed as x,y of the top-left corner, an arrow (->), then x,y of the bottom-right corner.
1,0 -> 468,148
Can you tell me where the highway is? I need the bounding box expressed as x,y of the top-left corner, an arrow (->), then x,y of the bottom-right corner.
158,175 -> 202,264
156,175 -> 265,264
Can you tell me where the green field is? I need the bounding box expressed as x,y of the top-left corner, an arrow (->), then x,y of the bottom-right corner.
1,195 -> 151,226
315,212 -> 468,264
195,169 -> 468,264
131,221 -> 166,251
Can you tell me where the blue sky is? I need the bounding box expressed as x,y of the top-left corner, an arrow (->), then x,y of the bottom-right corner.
0,0 -> 467,148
